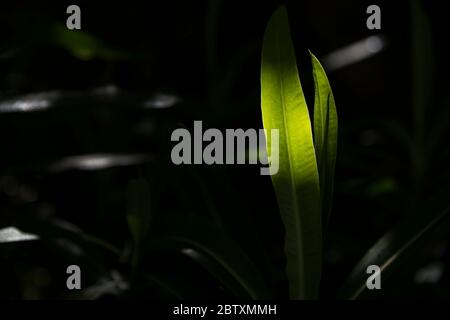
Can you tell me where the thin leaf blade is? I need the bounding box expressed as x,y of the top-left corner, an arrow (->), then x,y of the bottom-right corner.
310,52 -> 338,231
339,205 -> 450,299
149,215 -> 271,299
126,177 -> 152,269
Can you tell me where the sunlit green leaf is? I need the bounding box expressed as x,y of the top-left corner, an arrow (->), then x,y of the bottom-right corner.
310,52 -> 338,231
261,5 -> 322,299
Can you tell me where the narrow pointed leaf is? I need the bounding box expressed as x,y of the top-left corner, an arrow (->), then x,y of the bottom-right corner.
339,1 -> 441,300
149,215 -> 271,299
310,52 -> 338,231
339,205 -> 450,299
261,6 -> 322,299
411,0 -> 433,185
127,177 -> 152,268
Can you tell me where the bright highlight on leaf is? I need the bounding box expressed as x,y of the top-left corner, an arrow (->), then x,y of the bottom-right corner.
261,6 -> 338,299
0,227 -> 39,243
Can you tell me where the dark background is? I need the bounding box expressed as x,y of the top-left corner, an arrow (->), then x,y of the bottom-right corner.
1,0 -> 449,299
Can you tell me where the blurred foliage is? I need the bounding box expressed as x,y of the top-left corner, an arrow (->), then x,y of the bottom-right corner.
1,0 -> 450,300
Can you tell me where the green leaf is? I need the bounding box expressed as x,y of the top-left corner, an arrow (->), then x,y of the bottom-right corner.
411,0 -> 433,187
143,273 -> 185,299
149,214 -> 270,299
310,52 -> 338,231
50,22 -> 129,61
261,5 -> 322,299
339,205 -> 450,299
126,178 -> 152,268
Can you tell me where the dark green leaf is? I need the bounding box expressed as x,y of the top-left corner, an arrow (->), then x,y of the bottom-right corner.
339,205 -> 450,299
149,214 -> 270,299
310,52 -> 338,231
127,177 -> 152,268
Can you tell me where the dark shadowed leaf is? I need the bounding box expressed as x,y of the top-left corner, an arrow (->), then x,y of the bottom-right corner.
127,177 -> 152,269
339,204 -> 450,299
148,214 -> 270,299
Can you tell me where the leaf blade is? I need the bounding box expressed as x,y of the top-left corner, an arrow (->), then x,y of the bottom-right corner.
339,205 -> 450,299
310,52 -> 338,231
261,6 -> 322,299
126,177 -> 152,269
149,214 -> 271,299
